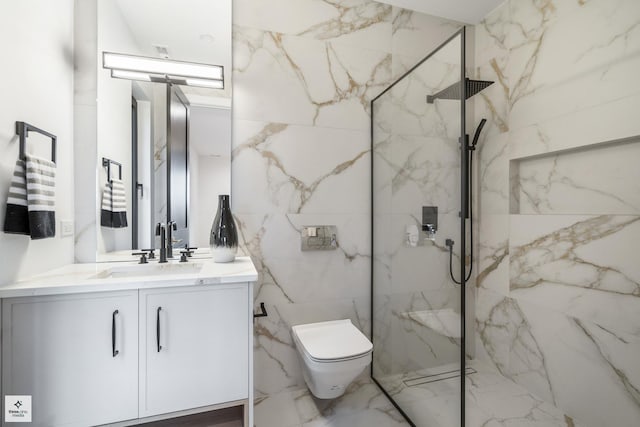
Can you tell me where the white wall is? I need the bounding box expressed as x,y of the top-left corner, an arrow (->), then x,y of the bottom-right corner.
0,0 -> 75,285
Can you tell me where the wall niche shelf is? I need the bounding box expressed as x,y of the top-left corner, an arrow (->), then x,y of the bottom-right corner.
509,136 -> 640,215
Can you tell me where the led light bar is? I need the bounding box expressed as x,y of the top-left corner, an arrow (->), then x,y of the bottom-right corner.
104,52 -> 224,89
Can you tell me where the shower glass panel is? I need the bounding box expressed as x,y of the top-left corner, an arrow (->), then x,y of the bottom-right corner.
371,29 -> 466,427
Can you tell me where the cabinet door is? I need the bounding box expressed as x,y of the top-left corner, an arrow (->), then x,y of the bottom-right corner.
139,285 -> 249,417
2,291 -> 138,427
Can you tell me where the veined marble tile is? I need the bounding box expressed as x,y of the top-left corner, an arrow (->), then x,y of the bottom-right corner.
475,288 -> 552,400
373,290 -> 461,378
512,139 -> 640,215
235,213 -> 370,305
510,214 -> 640,336
233,26 -> 390,130
295,374 -> 408,427
508,0 -> 640,130
388,213 -> 463,292
234,0 -> 393,53
477,288 -> 640,426
476,214 -> 509,295
391,7 -> 461,62
232,120 -> 370,215
516,299 -> 640,427
477,131 -> 509,216
473,58 -> 510,137
477,0 -> 640,134
255,390 -> 302,427
385,136 -> 460,215
254,304 -> 305,395
509,93 -> 640,160
510,54 -> 640,133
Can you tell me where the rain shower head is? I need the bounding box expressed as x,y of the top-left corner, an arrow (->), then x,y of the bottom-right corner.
426,78 -> 494,104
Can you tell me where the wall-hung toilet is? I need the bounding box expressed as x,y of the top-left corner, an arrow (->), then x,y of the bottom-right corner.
292,319 -> 373,399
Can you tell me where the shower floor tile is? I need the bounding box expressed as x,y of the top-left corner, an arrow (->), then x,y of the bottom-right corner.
377,359 -> 586,427
255,360 -> 585,427
254,373 -> 408,427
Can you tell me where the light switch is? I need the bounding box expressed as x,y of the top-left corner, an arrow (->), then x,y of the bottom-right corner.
308,227 -> 317,237
60,220 -> 74,237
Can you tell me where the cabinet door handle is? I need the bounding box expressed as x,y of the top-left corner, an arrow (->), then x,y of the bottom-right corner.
156,306 -> 162,352
112,310 -> 119,357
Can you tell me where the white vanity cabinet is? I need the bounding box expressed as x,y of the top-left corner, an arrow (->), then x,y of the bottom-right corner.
0,258 -> 257,426
139,284 -> 250,417
1,291 -> 139,427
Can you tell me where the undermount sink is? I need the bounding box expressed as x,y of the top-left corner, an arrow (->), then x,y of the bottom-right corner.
93,262 -> 203,279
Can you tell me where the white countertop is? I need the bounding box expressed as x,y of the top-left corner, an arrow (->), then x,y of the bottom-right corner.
0,256 -> 258,298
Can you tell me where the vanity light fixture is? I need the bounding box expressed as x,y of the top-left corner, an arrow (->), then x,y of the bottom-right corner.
103,52 -> 224,89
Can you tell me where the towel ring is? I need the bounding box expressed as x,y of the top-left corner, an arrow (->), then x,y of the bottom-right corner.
102,157 -> 122,181
16,121 -> 57,164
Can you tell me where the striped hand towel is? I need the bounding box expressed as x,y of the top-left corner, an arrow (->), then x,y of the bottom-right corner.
3,155 -> 56,239
101,178 -> 128,228
3,159 -> 29,235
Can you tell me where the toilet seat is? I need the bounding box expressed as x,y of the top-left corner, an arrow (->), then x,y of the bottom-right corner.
292,319 -> 373,363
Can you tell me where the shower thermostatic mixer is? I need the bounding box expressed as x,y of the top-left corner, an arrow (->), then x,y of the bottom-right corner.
301,225 -> 338,251
422,206 -> 438,241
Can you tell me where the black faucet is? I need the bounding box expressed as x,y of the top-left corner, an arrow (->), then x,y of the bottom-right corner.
155,223 -> 167,263
167,221 -> 177,259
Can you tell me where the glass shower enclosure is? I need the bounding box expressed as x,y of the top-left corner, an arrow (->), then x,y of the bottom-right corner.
371,28 -> 470,426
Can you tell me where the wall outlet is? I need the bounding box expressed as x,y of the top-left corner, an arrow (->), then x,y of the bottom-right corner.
60,220 -> 74,237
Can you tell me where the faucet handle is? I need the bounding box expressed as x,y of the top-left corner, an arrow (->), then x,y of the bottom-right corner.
141,248 -> 156,259
132,252 -> 149,264
179,249 -> 193,263
168,220 -> 177,231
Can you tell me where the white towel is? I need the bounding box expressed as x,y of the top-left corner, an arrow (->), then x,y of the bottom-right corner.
101,178 -> 128,228
3,155 -> 56,239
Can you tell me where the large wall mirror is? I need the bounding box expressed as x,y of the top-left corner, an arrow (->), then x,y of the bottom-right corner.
96,0 -> 231,257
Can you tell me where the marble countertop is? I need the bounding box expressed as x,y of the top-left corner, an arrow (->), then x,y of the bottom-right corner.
0,256 -> 258,298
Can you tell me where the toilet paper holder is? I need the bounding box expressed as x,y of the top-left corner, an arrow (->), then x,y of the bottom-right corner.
254,302 -> 268,318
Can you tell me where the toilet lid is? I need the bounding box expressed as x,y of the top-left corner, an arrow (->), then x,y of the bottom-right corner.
292,319 -> 373,361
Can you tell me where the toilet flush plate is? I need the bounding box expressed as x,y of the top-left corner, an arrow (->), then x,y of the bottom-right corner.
301,225 -> 338,251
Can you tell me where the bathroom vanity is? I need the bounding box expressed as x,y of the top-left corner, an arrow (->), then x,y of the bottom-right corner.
0,257 -> 257,427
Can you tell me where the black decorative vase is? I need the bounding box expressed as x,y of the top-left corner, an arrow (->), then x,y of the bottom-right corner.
210,195 -> 238,263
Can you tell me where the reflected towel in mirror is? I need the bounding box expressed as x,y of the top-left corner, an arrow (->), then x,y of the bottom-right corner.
101,178 -> 128,228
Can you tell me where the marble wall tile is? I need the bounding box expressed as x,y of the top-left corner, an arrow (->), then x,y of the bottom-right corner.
475,0 -> 640,424
232,120 -> 370,215
235,213 -> 370,305
476,214 -> 509,295
233,26 -> 391,130
516,299 -> 640,427
512,140 -> 640,215
476,287 -> 640,427
509,214 -> 640,336
391,8 -> 461,63
509,93 -> 640,160
234,0 -> 393,52
231,0 -> 467,405
477,139 -> 509,227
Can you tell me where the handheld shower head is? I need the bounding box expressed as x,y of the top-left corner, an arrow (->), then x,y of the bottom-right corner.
471,118 -> 487,147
